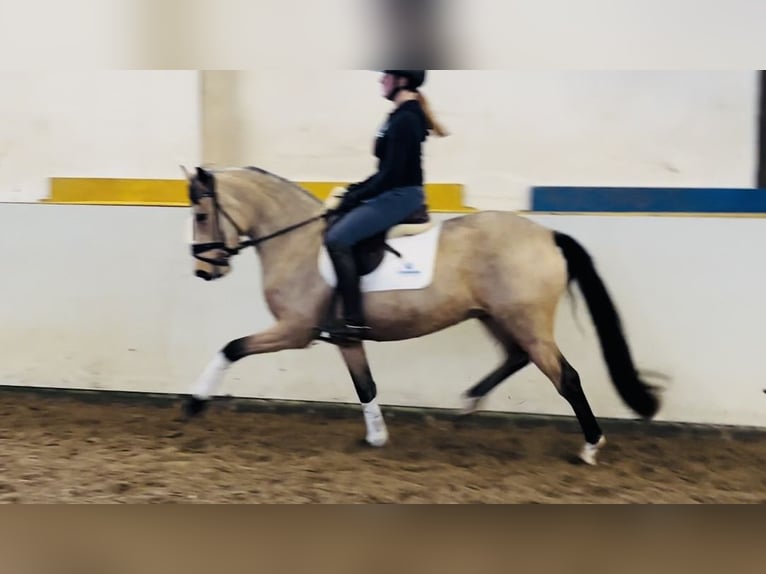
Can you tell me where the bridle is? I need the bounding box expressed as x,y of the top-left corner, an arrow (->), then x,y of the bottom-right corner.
190,177 -> 324,268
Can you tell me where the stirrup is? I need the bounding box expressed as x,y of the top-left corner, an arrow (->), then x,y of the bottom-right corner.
329,322 -> 371,339
313,320 -> 371,344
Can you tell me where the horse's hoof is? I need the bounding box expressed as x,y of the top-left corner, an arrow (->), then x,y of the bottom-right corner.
366,439 -> 387,448
458,393 -> 484,416
364,426 -> 388,448
578,435 -> 607,466
355,436 -> 387,449
183,396 -> 209,419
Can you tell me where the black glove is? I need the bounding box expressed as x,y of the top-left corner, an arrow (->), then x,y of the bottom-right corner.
323,209 -> 345,232
337,192 -> 361,213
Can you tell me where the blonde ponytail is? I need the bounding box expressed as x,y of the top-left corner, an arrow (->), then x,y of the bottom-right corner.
416,91 -> 449,138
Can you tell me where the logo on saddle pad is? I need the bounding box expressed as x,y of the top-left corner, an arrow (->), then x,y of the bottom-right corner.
318,223 -> 443,293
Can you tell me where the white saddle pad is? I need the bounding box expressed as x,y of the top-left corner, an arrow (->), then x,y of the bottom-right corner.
318,223 -> 443,292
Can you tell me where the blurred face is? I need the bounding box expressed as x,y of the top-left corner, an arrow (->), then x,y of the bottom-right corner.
381,72 -> 402,99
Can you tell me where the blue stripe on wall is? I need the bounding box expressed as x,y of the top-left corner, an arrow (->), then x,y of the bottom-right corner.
531,187 -> 766,214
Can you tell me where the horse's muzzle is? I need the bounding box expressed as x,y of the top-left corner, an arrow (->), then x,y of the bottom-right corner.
196,269 -> 215,281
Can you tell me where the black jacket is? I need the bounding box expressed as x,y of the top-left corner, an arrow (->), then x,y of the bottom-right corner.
338,99 -> 429,211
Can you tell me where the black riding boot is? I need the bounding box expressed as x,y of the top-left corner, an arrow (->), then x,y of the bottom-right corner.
326,244 -> 371,340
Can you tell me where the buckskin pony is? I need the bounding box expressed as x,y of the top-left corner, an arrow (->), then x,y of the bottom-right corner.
181,166 -> 660,465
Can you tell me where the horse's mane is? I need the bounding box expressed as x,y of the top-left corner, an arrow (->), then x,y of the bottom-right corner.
242,165 -> 322,205
200,165 -> 321,206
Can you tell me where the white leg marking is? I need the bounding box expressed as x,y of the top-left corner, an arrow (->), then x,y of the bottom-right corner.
459,392 -> 485,415
579,435 -> 607,466
192,352 -> 231,400
362,399 -> 388,447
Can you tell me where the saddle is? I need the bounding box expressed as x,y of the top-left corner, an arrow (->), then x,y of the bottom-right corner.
327,204 -> 435,276
315,204 -> 434,344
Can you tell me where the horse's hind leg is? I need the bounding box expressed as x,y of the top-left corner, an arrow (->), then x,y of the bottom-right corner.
460,318 -> 530,415
524,338 -> 606,465
337,342 -> 388,447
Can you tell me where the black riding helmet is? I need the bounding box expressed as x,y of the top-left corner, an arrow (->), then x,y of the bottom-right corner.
382,70 -> 426,90
381,70 -> 426,101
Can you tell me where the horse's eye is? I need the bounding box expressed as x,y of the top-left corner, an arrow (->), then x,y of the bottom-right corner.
195,213 -> 208,223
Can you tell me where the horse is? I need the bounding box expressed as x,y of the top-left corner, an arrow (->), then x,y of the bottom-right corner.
180,165 -> 661,466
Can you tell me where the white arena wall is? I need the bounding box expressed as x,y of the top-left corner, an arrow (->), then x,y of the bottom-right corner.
0,70 -> 201,202
202,70 -> 758,211
0,203 -> 763,428
1,70 -> 759,210
0,69 -> 763,429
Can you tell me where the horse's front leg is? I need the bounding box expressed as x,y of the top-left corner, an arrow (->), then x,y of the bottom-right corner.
337,341 -> 389,447
182,322 -> 313,418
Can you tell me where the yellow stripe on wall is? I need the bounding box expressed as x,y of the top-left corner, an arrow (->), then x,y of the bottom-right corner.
48,178 -> 189,206
47,178 -> 475,213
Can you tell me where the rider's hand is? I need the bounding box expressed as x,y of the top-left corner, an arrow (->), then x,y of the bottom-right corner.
324,186 -> 347,212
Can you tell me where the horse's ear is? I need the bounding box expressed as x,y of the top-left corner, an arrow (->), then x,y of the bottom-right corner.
180,165 -> 192,181
196,166 -> 212,184
189,167 -> 215,204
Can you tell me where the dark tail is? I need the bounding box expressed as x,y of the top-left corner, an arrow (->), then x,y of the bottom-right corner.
554,232 -> 660,419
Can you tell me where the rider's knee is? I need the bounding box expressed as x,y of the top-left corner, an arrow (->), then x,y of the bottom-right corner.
324,232 -> 350,251
324,234 -> 340,250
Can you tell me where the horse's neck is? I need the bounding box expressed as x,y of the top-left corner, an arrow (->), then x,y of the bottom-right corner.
255,219 -> 323,275
243,176 -> 318,231
246,183 -> 326,299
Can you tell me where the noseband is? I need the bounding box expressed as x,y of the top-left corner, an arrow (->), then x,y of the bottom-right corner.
190,176 -> 324,267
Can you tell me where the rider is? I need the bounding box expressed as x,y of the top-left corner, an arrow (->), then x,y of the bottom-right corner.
323,70 -> 449,340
